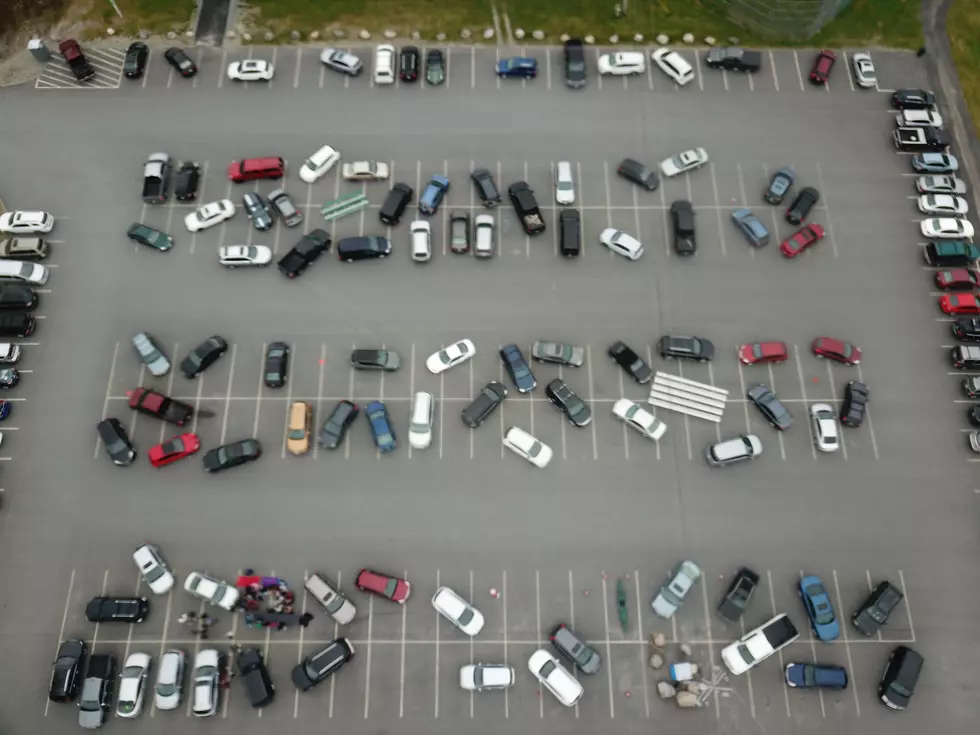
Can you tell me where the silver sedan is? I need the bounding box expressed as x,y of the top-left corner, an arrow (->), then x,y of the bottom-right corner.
531,340 -> 585,367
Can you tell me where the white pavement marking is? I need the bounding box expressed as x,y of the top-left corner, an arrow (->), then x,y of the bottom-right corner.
647,49 -> 655,90
535,569 -> 543,718
142,49 -> 152,88
740,616 -> 757,717
694,51 -> 704,91
258,570 -> 274,719
586,345 -> 599,460
634,572 -> 651,718
91,570 -> 110,652
252,343 -> 267,439
293,570 -> 308,718
766,571 -> 793,717
293,47 -> 302,88
128,365 -> 147,439
766,362 -> 788,459
854,365 -> 880,459
280,344 -> 297,459
445,48 -> 451,90
722,68 -> 729,92
676,362 -> 694,460
793,345 -> 818,460
328,570 -> 341,716
94,342 -> 120,457
495,47 -> 501,89
44,568 -> 75,716
832,569 -> 862,715
469,359 -> 474,459
747,64 -> 755,91
189,365 -> 205,435
345,347 -> 355,460
523,160 -> 531,258
496,161 -> 504,257
800,571 -> 827,717
645,345 -> 662,461
698,573 -> 720,718
768,50 -> 780,91
602,160 -> 613,259
865,570 -> 884,640
119,573 -> 144,700
708,162 -> 728,256
217,49 -> 227,88
708,363 -> 722,442
408,344 -> 415,460
617,368 -> 629,460
522,46 -> 528,89
502,570 -> 509,718
824,362 -> 848,459
814,162 -> 840,258
735,162 -> 754,258
434,569 -> 441,717
399,570 -> 408,717
600,574 -> 615,718
469,570 -> 475,718
441,159 -> 450,255
557,365 -> 567,459
499,352 -> 506,458
792,50 -> 805,91
577,161 -> 586,259
658,183 -> 671,258
363,594 -> 373,718
219,344 -> 238,444
439,370 -> 445,459
568,570 -> 580,718
470,47 -> 476,88
312,344 -> 326,460
898,569 -> 916,642
156,346 -> 179,448
596,48 -> 602,91
149,585 -> 174,718
546,47 -> 552,90
842,51 -> 855,91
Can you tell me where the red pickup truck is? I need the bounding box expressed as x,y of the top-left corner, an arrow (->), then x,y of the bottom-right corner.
58,39 -> 95,82
127,388 -> 194,426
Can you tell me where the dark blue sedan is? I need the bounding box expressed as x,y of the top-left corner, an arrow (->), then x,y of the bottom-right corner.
0,400 -> 10,421
419,174 -> 450,215
499,345 -> 537,393
366,400 -> 396,453
496,57 -> 538,79
785,663 -> 848,689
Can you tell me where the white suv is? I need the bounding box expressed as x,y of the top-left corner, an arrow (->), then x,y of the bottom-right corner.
597,51 -> 645,75
474,214 -> 494,258
652,47 -> 695,85
528,649 -> 583,706
374,45 -> 396,84
410,220 -> 431,262
183,572 -> 239,610
432,586 -> 485,636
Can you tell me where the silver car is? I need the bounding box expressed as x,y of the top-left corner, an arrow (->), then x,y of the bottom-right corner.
154,649 -> 186,711
531,340 -> 585,367
132,332 -> 170,377
320,48 -> 363,76
651,560 -> 702,618
850,51 -> 877,88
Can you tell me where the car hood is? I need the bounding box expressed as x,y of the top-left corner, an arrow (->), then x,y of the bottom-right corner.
78,707 -> 103,729
651,593 -> 678,618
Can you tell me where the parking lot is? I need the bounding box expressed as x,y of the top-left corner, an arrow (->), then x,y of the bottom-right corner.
3,42 -> 979,735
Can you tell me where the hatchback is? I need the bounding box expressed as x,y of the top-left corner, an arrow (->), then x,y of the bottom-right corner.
318,400 -> 358,450
154,650 -> 185,711
763,166 -> 795,205
785,187 -> 820,225
419,175 -> 450,215
320,48 -> 362,76
471,168 -> 502,207
780,224 -> 825,257
809,49 -> 836,84
853,580 -> 904,636
399,46 -> 420,81
123,42 -> 148,78
366,400 -> 396,452
891,88 -> 935,110
840,381 -> 869,427
410,220 -> 431,262
738,341 -> 789,365
97,417 -> 136,466
425,49 -> 445,84
432,587 -> 485,636
474,214 -> 494,257
449,212 -> 471,253
351,348 -> 400,371
731,208 -> 770,247
286,401 -> 313,455
269,188 -> 303,227
291,638 -> 355,691
497,56 -> 537,78
355,568 -> 411,603
132,331 -> 170,377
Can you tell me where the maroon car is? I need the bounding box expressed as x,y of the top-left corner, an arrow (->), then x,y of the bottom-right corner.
935,268 -> 979,292
355,568 -> 411,603
809,50 -> 836,85
811,337 -> 861,365
738,341 -> 789,365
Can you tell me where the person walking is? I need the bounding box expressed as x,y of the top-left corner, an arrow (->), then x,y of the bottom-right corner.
916,47 -> 926,57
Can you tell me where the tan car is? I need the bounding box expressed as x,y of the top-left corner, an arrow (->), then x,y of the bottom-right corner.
286,401 -> 312,455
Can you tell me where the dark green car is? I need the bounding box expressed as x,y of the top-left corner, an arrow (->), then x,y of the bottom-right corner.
127,222 -> 173,252
425,49 -> 445,85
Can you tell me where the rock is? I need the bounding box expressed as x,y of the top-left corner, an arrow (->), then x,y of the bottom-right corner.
559,33 -> 570,42
359,29 -> 370,40
609,34 -> 619,44
291,30 -> 301,41
648,653 -> 665,669
514,28 -> 525,40
532,30 -> 545,40
583,35 -> 595,44
652,632 -> 667,648
384,29 -> 396,39
264,31 -> 274,41
167,31 -> 177,40
309,30 -> 319,40
633,33 -> 644,43
333,29 -> 345,38
679,643 -> 693,657
676,691 -> 699,708
242,32 -> 252,42
705,35 -> 716,45
728,36 -> 739,45
226,30 -> 237,39
483,28 -> 494,40
682,680 -> 702,694
682,33 -> 694,43
185,30 -> 194,37
412,30 -> 421,40
656,33 -> 669,45
460,28 -> 471,39
436,32 -> 446,41
105,27 -> 115,36
138,29 -> 149,40
657,681 -> 677,699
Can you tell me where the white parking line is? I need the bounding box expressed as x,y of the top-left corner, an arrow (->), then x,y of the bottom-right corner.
567,570 -> 579,718
602,160 -> 613,259
765,362 -> 787,459
149,584 -> 173,718
721,68 -> 729,92
219,344 -> 237,444
595,48 -> 603,91
617,368 -> 629,460
698,574 -> 720,718
735,162 -> 755,259
470,47 -> 476,88
557,364 -> 567,459
832,569 -> 862,715
694,51 -> 704,91
793,345 -> 817,460
535,569 -> 543,717
842,51 -> 855,92
43,568 -> 75,716
252,342 -> 267,439
311,344 -> 326,460
676,362 -> 694,461
707,363 -> 722,442
128,364 -> 146,439
94,342 -> 120,458
855,365 -> 880,459
768,51 -> 780,91
586,345 -> 599,460
576,160 -> 587,259
647,49 -> 655,90
823,361 -> 848,459
399,570 -> 408,717
599,574 -> 616,718
814,162 -> 840,258
445,48 -> 451,90
766,571 -> 793,717
546,47 -> 552,89
408,344 -> 416,460
189,364 -> 205,435
292,570 -> 308,718
800,570 -> 827,717
633,572 -> 651,717
217,49 -> 227,88
363,594 -> 373,718
644,345 -> 661,461
328,570 -> 341,716
345,347 -> 355,460
469,359 -> 475,459
434,569 -> 441,717
468,571 -> 475,718
499,350 -> 505,458
293,47 -> 302,88
897,569 -> 916,641
792,51 -> 805,91
91,570 -> 109,652
708,162 -> 728,256
503,570 -> 509,718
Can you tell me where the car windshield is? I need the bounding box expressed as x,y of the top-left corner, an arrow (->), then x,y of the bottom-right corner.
736,644 -> 754,665
384,578 -> 398,597
197,665 -> 217,677
156,680 -> 177,696
672,155 -> 688,168
504,59 -> 523,70
568,59 -> 585,71
210,583 -> 228,603
277,198 -> 297,216
106,436 -> 129,454
457,608 -> 474,626
288,427 -> 306,440
122,665 -> 143,678
375,431 -> 393,445
19,263 -> 32,278
890,681 -> 913,697
143,564 -> 166,583
527,441 -> 542,458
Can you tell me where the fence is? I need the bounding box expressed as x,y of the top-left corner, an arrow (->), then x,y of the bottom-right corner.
700,0 -> 854,41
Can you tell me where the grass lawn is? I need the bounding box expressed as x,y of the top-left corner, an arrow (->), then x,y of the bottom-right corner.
947,0 -> 980,139
808,0 -> 922,48
74,0 -> 196,36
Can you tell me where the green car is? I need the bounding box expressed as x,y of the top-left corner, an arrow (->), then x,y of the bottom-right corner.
425,49 -> 445,85
127,222 -> 173,251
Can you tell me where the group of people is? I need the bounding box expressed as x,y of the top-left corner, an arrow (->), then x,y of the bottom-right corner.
237,572 -> 313,632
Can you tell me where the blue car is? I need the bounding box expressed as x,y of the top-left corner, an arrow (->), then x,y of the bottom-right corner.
911,152 -> 958,174
785,663 -> 848,689
0,400 -> 9,421
763,166 -> 795,205
731,208 -> 770,248
366,400 -> 396,453
419,175 -> 450,215
496,56 -> 537,79
499,344 -> 536,393
799,574 -> 840,641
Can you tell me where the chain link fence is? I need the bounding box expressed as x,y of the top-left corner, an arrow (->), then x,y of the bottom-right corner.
700,0 -> 854,41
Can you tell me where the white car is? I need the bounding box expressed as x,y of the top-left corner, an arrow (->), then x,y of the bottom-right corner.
227,59 -> 274,81
0,259 -> 48,285
116,653 -> 151,718
191,649 -> 220,717
218,244 -> 272,267
459,663 -> 515,691
554,160 -> 575,205
916,175 -> 967,195
432,586 -> 485,636
660,147 -> 709,177
426,339 -> 476,374
597,51 -> 646,75
154,649 -> 185,711
897,109 -> 943,128
474,214 -> 494,258
183,571 -> 240,610
851,51 -> 877,88
410,220 -> 431,262
185,199 -> 234,233
528,649 -> 583,707
132,544 -> 174,595
299,144 -> 341,183
342,161 -> 390,181
921,217 -> 975,240
599,227 -> 644,260
502,426 -> 553,468
408,391 -> 434,450
810,403 -> 840,453
612,398 -> 667,441
0,210 -> 54,234
374,44 -> 396,84
652,47 -> 695,85
918,194 -> 969,216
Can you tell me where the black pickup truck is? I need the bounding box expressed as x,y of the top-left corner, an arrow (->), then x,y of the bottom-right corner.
508,181 -> 546,236
705,47 -> 762,73
142,153 -> 171,204
717,567 -> 760,623
894,126 -> 950,152
58,39 -> 95,82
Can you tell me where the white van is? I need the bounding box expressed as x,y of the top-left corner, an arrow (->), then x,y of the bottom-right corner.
0,343 -> 20,363
374,44 -> 396,85
706,434 -> 762,466
554,161 -> 575,205
409,391 -> 434,449
410,220 -> 431,262
305,573 -> 356,624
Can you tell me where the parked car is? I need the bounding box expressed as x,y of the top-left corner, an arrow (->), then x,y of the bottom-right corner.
617,158 -> 659,190
496,56 -> 538,78
366,400 -> 396,452
545,378 -> 592,427
499,344 -> 536,392
351,348 -> 400,371
608,340 -> 652,383
809,49 -> 836,84
764,167 -> 795,205
549,623 -> 601,674
116,653 -> 151,718
717,567 -> 760,623
651,560 -> 702,618
164,47 -> 197,77
218,244 -> 272,268
96,418 -> 136,466
785,663 -> 849,689
318,400 -> 358,450
291,638 -> 355,691
132,543 -> 175,594
851,51 -> 876,88
471,168 -> 502,207
852,580 -> 904,636
528,650 -> 583,707
190,649 -> 219,717
799,574 -> 840,641
747,384 -> 793,430
840,381 -> 869,427
320,48 -> 362,76
242,191 -> 273,231
132,332 -> 170,377
812,336 -> 861,365
449,212 -> 471,253
425,49 -> 445,84
49,639 -> 87,703
355,568 -> 411,603
461,381 -> 507,428
123,41 -> 148,78
459,663 -> 515,691
738,341 -> 789,365
183,572 -> 239,610
153,650 -> 185,711
810,403 -> 840,452
502,426 -> 552,468
180,335 -> 228,379
612,398 -> 667,441
731,208 -> 770,247
268,189 -> 303,227
531,340 -> 584,367
432,587 -> 485,636
127,223 -> 173,252
202,439 -> 262,472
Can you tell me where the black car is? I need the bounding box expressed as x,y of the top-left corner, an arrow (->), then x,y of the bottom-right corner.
670,200 -> 696,255
399,46 -> 420,81
269,189 -> 303,227
49,639 -> 87,703
764,167 -> 795,205
953,317 -> 980,342
549,623 -> 601,674
379,183 -> 413,225
704,46 -> 761,72
96,418 -> 136,467
461,381 -> 507,428
180,335 -> 228,379
658,334 -> 714,362
471,168 -> 502,207
350,348 -> 400,371
243,192 -> 274,231
174,161 -> 201,202
891,88 -> 935,110
545,378 -> 592,427
126,222 -> 173,252
717,567 -> 760,623
840,381 -> 869,427
852,580 -> 904,636
0,284 -> 38,310
425,49 -> 445,84
559,208 -> 581,257
969,405 -> 980,427
337,236 -> 392,262
786,186 -> 820,225
278,229 -> 331,278
291,638 -> 355,691
318,400 -> 358,449
264,341 -> 290,388
609,340 -> 652,384
123,42 -> 148,79
617,158 -> 659,191
163,46 -> 197,77
878,646 -> 924,710
84,596 -> 149,623
747,384 -> 793,430
236,647 -> 276,708
500,344 -> 536,393
203,438 -> 262,472
449,212 -> 471,253
563,39 -> 587,88
0,367 -> 19,389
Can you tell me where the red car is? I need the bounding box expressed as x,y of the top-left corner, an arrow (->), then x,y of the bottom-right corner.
355,568 -> 411,603
935,269 -> 979,291
940,293 -> 980,315
809,50 -> 836,84
779,224 -> 825,258
738,341 -> 789,365
148,433 -> 201,467
811,337 -> 861,365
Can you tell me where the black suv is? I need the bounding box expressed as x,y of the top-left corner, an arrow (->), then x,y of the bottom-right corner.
291,638 -> 355,691
786,186 -> 820,225
953,318 -> 980,342
318,400 -> 358,449
852,580 -> 904,636
449,212 -> 471,253
49,638 -> 87,703
545,378 -> 592,427
658,334 -> 714,362
461,381 -> 507,427
242,191 -> 273,231
174,161 -> 200,201
278,229 -> 331,278
0,284 -> 38,310
337,236 -> 392,261
180,335 -> 228,379
559,208 -> 581,256
670,200 -> 696,256
350,348 -> 400,371
891,88 -> 935,110
840,381 -> 869,427
747,384 -> 793,430
563,39 -> 587,88
237,648 -> 276,708
549,623 -> 601,674
617,158 -> 659,191
471,168 -> 502,207
84,596 -> 149,623
399,46 -> 420,82
264,341 -> 290,388
609,341 -> 652,384
96,418 -> 136,466
500,344 -> 536,393
379,183 -> 413,225
878,646 -> 923,710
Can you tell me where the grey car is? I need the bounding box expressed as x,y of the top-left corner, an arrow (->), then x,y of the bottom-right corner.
242,192 -> 273,231
268,188 -> 304,227
911,153 -> 959,174
531,340 -> 585,367
132,332 -> 171,377
651,560 -> 702,619
731,208 -> 770,247
350,348 -> 400,371
747,383 -> 793,430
